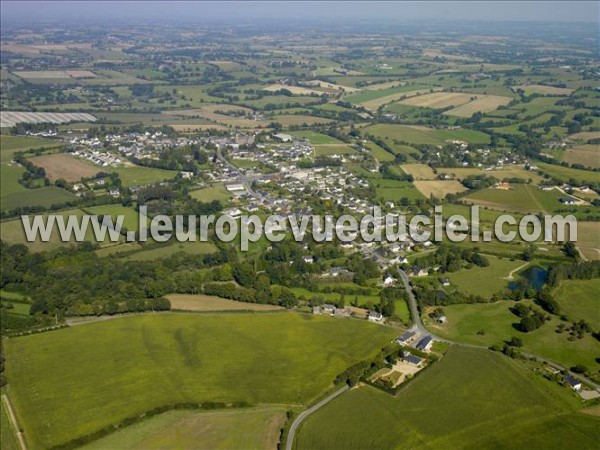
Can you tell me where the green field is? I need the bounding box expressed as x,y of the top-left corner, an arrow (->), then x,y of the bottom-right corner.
554,279 -> 600,330
0,163 -> 77,210
5,313 -> 396,449
83,204 -> 142,231
295,347 -> 598,450
464,184 -> 570,214
190,183 -> 232,203
445,255 -> 526,297
109,165 -> 179,188
365,124 -> 490,145
125,241 -> 217,261
0,135 -> 61,162
427,300 -> 600,370
537,162 -> 600,186
81,406 -> 287,450
289,131 -> 342,144
1,395 -> 20,450
373,178 -> 425,202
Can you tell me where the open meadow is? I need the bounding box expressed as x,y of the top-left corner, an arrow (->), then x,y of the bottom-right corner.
4,313 -> 396,449
413,180 -> 467,198
295,347 -> 598,450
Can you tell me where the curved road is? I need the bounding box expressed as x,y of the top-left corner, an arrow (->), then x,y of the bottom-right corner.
285,385 -> 349,450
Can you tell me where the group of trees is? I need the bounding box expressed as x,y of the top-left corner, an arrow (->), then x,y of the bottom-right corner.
414,245 -> 489,273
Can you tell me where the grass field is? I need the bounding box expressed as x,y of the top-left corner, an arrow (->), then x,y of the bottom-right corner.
125,242 -> 217,261
373,178 -> 425,202
295,347 -> 597,449
0,163 -> 77,210
1,394 -> 20,450
190,183 -> 231,203
400,163 -> 436,180
365,124 -> 490,146
537,162 -> 599,186
0,135 -> 61,163
445,255 -> 525,297
109,165 -> 178,188
464,184 -> 569,214
5,313 -> 396,449
413,180 -> 467,199
554,279 -> 600,329
167,294 -> 283,312
427,301 -> 599,370
29,153 -> 100,181
0,209 -> 105,252
83,204 -> 141,231
81,406 -> 287,450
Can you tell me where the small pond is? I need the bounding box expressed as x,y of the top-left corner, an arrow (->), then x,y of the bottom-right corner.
508,266 -> 548,291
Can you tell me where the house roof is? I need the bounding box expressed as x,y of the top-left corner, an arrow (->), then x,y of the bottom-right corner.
416,336 -> 433,350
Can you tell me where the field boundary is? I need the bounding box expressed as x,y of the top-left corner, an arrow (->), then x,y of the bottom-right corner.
2,394 -> 27,450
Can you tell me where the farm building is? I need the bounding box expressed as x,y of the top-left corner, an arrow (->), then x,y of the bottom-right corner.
404,355 -> 423,366
395,331 -> 416,344
416,336 -> 433,351
273,133 -> 293,142
564,375 -> 582,391
368,311 -> 384,323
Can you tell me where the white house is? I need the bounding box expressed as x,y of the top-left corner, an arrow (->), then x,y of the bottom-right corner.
368,311 -> 384,323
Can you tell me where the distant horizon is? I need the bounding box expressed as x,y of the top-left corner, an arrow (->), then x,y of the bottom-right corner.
1,1 -> 598,26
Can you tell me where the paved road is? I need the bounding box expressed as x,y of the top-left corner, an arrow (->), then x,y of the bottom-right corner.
285,385 -> 349,450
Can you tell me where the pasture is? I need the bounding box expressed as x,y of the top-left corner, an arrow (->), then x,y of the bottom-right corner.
4,313 -> 396,449
438,166 -> 544,183
0,135 -> 61,162
81,406 -> 287,450
554,279 -> 600,330
190,183 -> 231,203
29,153 -> 100,181
167,294 -> 283,312
295,347 -> 596,450
445,255 -> 525,297
428,300 -> 599,371
373,179 -> 425,202
464,184 -> 569,214
413,180 -> 467,199
575,222 -> 600,260
125,242 -> 217,261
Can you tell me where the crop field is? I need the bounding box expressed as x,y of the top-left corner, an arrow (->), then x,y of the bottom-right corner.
0,111 -> 96,128
518,84 -> 574,96
29,153 -> 101,181
427,301 -> 599,370
295,347 -> 597,450
360,89 -> 436,110
554,279 -> 600,330
167,294 -> 284,312
445,255 -> 524,297
4,313 -> 396,449
365,124 -> 490,145
561,145 -> 599,169
81,406 -> 288,450
413,180 -> 467,198
190,183 -> 232,203
575,222 -> 600,260
444,95 -> 513,117
399,163 -> 436,180
399,91 -> 476,109
438,166 -> 545,183
463,184 -> 569,214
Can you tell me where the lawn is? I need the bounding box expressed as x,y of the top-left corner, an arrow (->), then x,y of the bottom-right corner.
446,255 -> 526,297
167,294 -> 284,312
81,406 -> 288,450
295,347 -> 596,450
427,300 -> 600,370
4,313 -> 396,449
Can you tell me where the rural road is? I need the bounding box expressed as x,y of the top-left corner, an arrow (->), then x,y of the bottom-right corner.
285,385 -> 349,450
